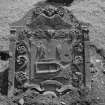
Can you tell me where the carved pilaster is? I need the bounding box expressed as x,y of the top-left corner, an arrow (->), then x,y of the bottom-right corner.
8,37 -> 16,97
82,27 -> 90,87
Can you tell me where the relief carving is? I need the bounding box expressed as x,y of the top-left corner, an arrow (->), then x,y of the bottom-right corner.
8,3 -> 90,105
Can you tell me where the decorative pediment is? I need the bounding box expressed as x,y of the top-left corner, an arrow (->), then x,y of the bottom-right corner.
27,6 -> 80,30
10,5 -> 81,31
28,14 -> 72,30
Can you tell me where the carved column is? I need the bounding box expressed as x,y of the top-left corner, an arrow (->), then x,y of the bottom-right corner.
8,32 -> 16,97
30,39 -> 36,80
82,26 -> 90,87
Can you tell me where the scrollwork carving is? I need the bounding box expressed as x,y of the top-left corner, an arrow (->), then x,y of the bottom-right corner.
33,7 -> 42,17
15,41 -> 29,71
15,71 -> 28,83
56,7 -> 64,17
74,43 -> 83,53
16,42 -> 27,54
16,55 -> 27,65
73,56 -> 83,64
17,45 -> 26,54
23,29 -> 74,40
16,55 -> 29,72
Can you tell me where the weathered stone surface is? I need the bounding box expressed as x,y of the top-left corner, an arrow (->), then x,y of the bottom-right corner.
0,0 -> 105,104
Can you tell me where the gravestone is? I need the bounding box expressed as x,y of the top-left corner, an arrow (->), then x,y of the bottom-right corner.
8,1 -> 90,104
